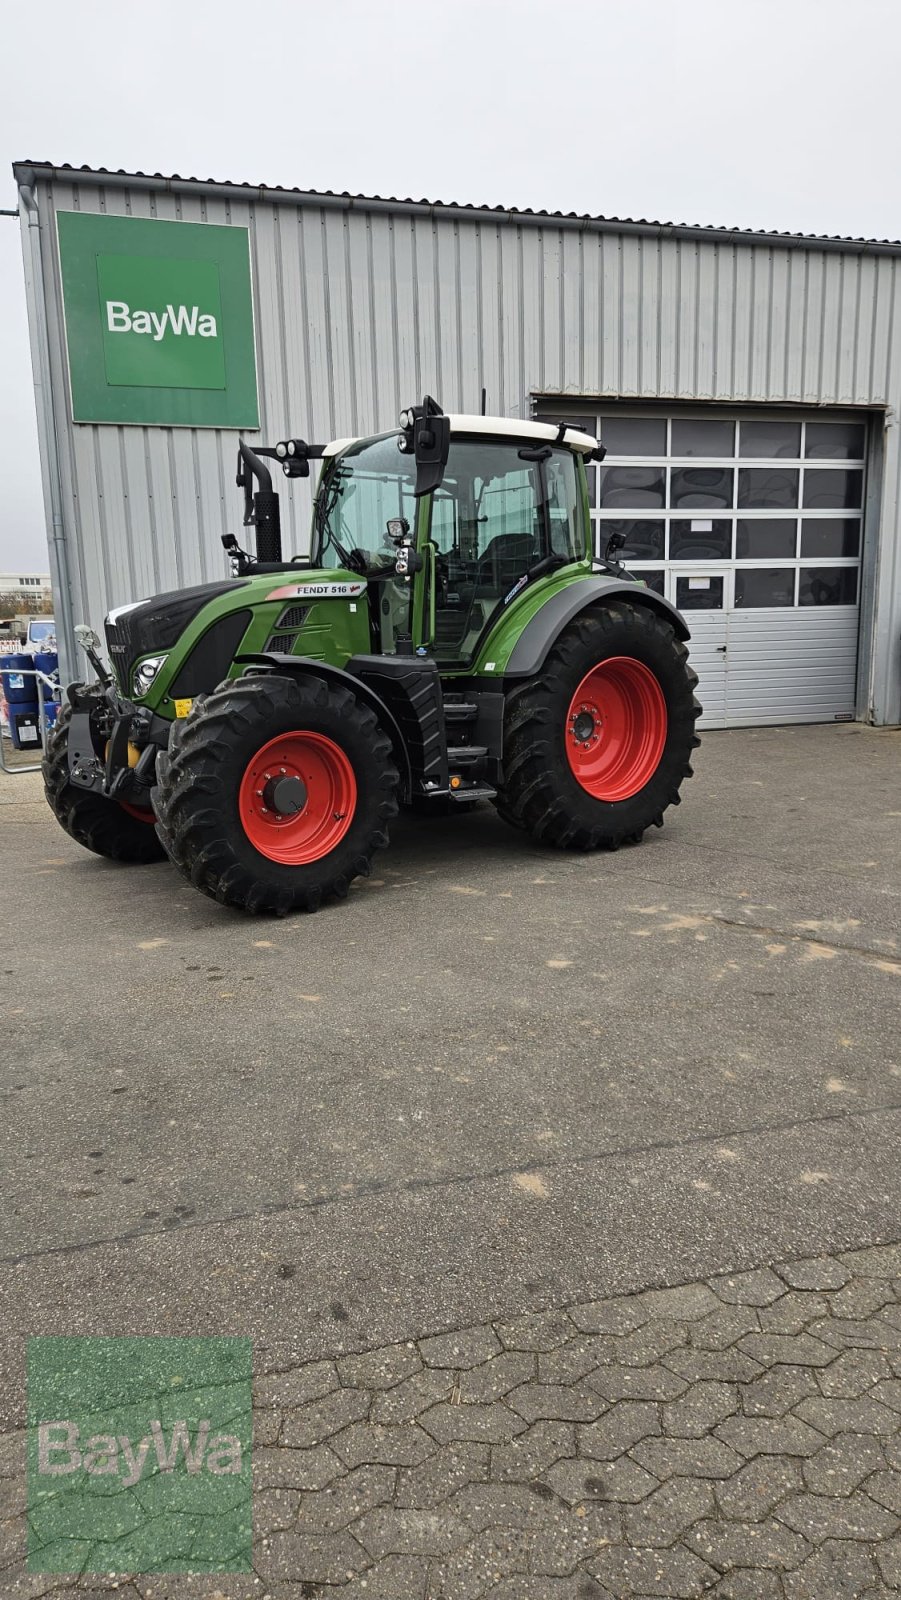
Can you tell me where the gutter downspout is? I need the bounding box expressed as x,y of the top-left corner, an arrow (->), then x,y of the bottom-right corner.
18,178 -> 77,684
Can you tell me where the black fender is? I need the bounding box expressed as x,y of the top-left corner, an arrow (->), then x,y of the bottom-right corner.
234,653 -> 413,799
504,576 -> 690,678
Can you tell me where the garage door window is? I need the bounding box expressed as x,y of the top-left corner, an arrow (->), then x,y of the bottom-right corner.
739,420 -> 801,458
735,519 -> 796,559
805,421 -> 866,459
597,465 -> 666,508
798,567 -> 858,606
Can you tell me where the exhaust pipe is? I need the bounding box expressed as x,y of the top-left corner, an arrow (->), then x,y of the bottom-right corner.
236,442 -> 283,564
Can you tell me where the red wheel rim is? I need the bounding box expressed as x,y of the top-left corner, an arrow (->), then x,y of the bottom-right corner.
565,656 -> 668,802
119,799 -> 156,824
238,732 -> 357,865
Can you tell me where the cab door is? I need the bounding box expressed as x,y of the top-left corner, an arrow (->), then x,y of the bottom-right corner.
427,441 -> 582,665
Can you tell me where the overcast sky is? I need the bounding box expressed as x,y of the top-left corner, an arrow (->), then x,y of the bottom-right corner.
3,0 -> 901,569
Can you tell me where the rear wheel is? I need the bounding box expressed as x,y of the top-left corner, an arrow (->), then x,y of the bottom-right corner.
42,694 -> 166,864
494,604 -> 700,849
153,674 -> 399,914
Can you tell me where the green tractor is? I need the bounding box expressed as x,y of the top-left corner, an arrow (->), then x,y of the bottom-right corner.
43,400 -> 700,914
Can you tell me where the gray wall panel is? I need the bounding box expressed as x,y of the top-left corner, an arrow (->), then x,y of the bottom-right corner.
18,172 -> 901,719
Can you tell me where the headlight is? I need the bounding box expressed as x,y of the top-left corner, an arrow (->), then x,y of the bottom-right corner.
132,655 -> 168,698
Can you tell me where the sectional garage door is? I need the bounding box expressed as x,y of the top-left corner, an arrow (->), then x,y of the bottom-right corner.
540,406 -> 867,729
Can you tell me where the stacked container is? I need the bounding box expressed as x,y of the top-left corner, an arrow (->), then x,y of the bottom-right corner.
33,650 -> 61,731
1,653 -> 42,750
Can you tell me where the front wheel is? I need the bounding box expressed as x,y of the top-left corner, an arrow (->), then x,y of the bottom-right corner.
494,603 -> 701,849
153,674 -> 399,915
42,695 -> 166,864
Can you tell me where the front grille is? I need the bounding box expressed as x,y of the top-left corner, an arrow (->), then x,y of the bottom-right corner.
265,632 -> 298,653
105,617 -> 136,692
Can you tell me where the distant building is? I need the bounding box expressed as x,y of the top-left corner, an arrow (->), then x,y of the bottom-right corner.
0,572 -> 52,607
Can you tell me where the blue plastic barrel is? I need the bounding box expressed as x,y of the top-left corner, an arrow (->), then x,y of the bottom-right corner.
9,702 -> 42,751
1,653 -> 36,704
33,651 -> 59,701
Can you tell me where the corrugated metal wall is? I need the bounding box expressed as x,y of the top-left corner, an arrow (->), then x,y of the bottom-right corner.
20,172 -> 901,722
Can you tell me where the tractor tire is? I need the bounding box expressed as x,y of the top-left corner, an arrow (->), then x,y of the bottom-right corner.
42,693 -> 165,864
153,674 -> 399,915
494,603 -> 701,850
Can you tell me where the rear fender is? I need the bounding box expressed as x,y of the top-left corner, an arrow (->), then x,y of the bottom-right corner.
235,652 -> 413,800
503,578 -> 690,678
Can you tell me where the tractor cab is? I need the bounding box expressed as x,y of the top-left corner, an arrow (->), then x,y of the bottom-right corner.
231,399 -> 604,669
312,418 -> 597,666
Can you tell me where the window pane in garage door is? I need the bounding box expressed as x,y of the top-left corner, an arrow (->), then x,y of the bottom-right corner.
803,469 -> 863,508
598,417 -> 666,456
597,465 -> 665,508
676,575 -> 724,609
739,420 -> 801,458
799,567 -> 858,606
671,419 -> 734,456
670,467 -> 733,509
734,569 -> 796,607
735,519 -> 797,558
805,421 -> 867,459
670,521 -> 732,560
800,518 -> 861,558
737,468 -> 799,509
604,519 -> 665,560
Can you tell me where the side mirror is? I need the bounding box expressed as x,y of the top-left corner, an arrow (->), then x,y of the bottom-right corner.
74,624 -> 101,652
413,412 -> 450,498
605,530 -> 627,566
397,396 -> 450,497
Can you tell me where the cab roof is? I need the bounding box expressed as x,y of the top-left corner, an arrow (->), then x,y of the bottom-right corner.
322,414 -> 598,457
446,415 -> 597,452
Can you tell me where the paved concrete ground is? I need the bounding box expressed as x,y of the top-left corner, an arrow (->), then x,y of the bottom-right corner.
1,723 -> 900,1595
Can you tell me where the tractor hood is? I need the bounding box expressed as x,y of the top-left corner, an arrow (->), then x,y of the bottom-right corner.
103,569 -> 370,700
105,579 -> 249,687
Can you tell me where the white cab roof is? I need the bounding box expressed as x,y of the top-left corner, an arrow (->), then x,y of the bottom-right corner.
323,415 -> 597,457
446,414 -> 597,452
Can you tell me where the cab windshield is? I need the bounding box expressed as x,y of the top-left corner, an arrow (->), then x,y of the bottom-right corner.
313,436 -> 415,572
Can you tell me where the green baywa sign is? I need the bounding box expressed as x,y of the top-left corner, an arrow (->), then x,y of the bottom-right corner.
57,212 -> 259,428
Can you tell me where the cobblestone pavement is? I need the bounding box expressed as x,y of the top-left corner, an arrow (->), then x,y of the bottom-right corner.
4,1243 -> 901,1598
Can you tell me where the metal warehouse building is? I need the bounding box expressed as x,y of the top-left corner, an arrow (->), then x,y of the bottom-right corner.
14,159 -> 901,727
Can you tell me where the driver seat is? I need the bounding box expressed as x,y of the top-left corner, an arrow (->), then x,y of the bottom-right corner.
476,532 -> 539,590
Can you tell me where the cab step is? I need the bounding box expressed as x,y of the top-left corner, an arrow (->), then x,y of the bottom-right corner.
447,745 -> 488,766
444,700 -> 479,722
450,783 -> 497,803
